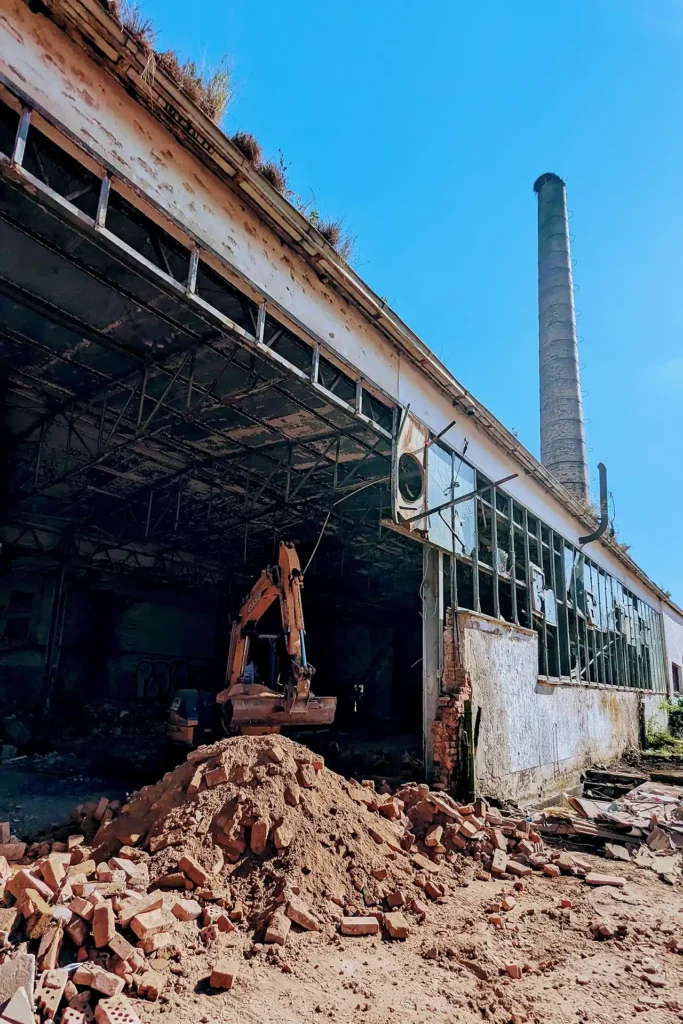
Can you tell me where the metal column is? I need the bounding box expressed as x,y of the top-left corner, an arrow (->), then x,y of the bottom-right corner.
422,545 -> 443,783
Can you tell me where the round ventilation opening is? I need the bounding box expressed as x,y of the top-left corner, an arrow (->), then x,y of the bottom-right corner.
397,452 -> 424,503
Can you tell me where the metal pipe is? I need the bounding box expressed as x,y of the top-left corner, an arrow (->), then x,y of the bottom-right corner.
579,462 -> 608,545
401,473 -> 518,524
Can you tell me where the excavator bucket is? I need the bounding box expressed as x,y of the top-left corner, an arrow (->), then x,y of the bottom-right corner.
229,690 -> 337,729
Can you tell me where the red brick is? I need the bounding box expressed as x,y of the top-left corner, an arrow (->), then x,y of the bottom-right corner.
543,863 -> 560,878
42,855 -> 66,893
136,931 -> 174,954
410,898 -> 428,920
130,907 -> 173,941
91,967 -> 125,997
384,911 -> 409,939
267,744 -> 285,764
66,917 -> 88,947
118,892 -> 163,927
187,767 -> 204,795
459,820 -> 478,839
94,995 -> 141,1024
501,895 -> 516,912
506,860 -> 532,878
210,958 -> 239,990
93,798 -> 109,822
285,895 -> 320,931
8,869 -> 54,902
264,909 -> 291,946
62,1010 -> 87,1024
296,764 -> 317,788
341,916 -> 380,936
205,765 -> 229,788
92,901 -> 115,947
505,963 -> 522,980
491,830 -> 508,851
491,849 -> 509,877
250,818 -> 270,855
172,897 -> 202,921
424,825 -> 443,847
379,799 -> 401,820
273,823 -> 293,849
284,782 -> 301,806
584,872 -> 625,888
109,930 -> 136,961
411,853 -> 440,874
386,889 -> 406,908
424,880 -> 445,900
178,854 -> 209,886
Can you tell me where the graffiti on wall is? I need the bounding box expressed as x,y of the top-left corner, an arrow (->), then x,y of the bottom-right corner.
136,659 -> 209,699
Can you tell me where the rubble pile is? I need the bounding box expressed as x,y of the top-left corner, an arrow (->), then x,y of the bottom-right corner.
0,735 -> 621,1022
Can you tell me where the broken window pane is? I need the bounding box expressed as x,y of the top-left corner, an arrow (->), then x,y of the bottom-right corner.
530,563 -> 545,614
426,443 -> 453,552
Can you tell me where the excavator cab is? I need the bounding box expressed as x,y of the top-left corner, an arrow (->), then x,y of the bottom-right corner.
168,541 -> 336,744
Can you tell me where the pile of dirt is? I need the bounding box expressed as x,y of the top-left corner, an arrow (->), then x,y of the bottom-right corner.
1,735 -> 617,1023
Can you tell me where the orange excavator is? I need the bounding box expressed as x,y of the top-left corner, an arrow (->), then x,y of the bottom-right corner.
168,541 -> 336,744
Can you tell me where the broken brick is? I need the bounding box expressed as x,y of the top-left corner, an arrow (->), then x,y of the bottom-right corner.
341,916 -> 380,936
250,818 -> 270,855
378,799 -> 401,820
584,872 -> 626,888
91,968 -> 125,998
285,894 -> 320,931
109,931 -> 136,961
273,823 -> 293,850
92,901 -> 115,947
210,959 -> 239,990
171,898 -> 202,921
296,764 -> 316,788
384,911 -> 410,939
178,854 -> 209,887
94,995 -> 141,1024
264,909 -> 291,946
134,970 -> 165,1001
205,765 -> 229,788
130,908 -> 174,941
35,968 -> 68,1020
506,860 -> 532,878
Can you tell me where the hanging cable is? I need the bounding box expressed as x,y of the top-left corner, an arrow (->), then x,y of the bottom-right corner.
302,477 -> 385,576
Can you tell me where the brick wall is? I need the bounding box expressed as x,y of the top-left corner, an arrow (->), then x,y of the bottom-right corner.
431,608 -> 472,792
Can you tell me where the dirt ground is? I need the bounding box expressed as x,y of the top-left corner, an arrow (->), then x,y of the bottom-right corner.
124,850 -> 683,1024
4,748 -> 683,1024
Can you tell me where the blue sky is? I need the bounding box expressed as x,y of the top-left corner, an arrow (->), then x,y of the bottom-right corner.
143,0 -> 683,603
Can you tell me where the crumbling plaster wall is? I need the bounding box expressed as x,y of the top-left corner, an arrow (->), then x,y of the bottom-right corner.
0,0 -> 671,620
459,610 -> 667,804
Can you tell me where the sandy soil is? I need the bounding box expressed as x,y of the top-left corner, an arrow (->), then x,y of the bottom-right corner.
134,851 -> 683,1024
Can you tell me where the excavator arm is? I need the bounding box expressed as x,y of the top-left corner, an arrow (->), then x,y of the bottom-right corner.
215,541 -> 336,732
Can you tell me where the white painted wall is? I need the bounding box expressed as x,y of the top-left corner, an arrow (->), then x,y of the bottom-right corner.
663,607 -> 683,694
460,611 -> 667,804
0,0 -> 670,619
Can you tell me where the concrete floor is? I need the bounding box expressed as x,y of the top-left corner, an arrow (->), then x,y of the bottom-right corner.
0,756 -> 126,839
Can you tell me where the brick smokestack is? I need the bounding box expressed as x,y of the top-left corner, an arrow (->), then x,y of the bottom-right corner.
534,173 -> 589,501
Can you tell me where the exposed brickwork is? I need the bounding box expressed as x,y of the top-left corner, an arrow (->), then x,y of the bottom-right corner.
431,608 -> 472,792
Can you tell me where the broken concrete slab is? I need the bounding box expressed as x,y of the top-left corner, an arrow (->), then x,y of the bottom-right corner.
0,953 -> 35,1012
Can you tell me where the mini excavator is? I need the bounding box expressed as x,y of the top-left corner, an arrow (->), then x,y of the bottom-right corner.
168,541 -> 336,744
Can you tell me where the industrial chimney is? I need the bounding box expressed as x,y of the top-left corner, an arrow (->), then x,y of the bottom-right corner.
534,173 -> 589,501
